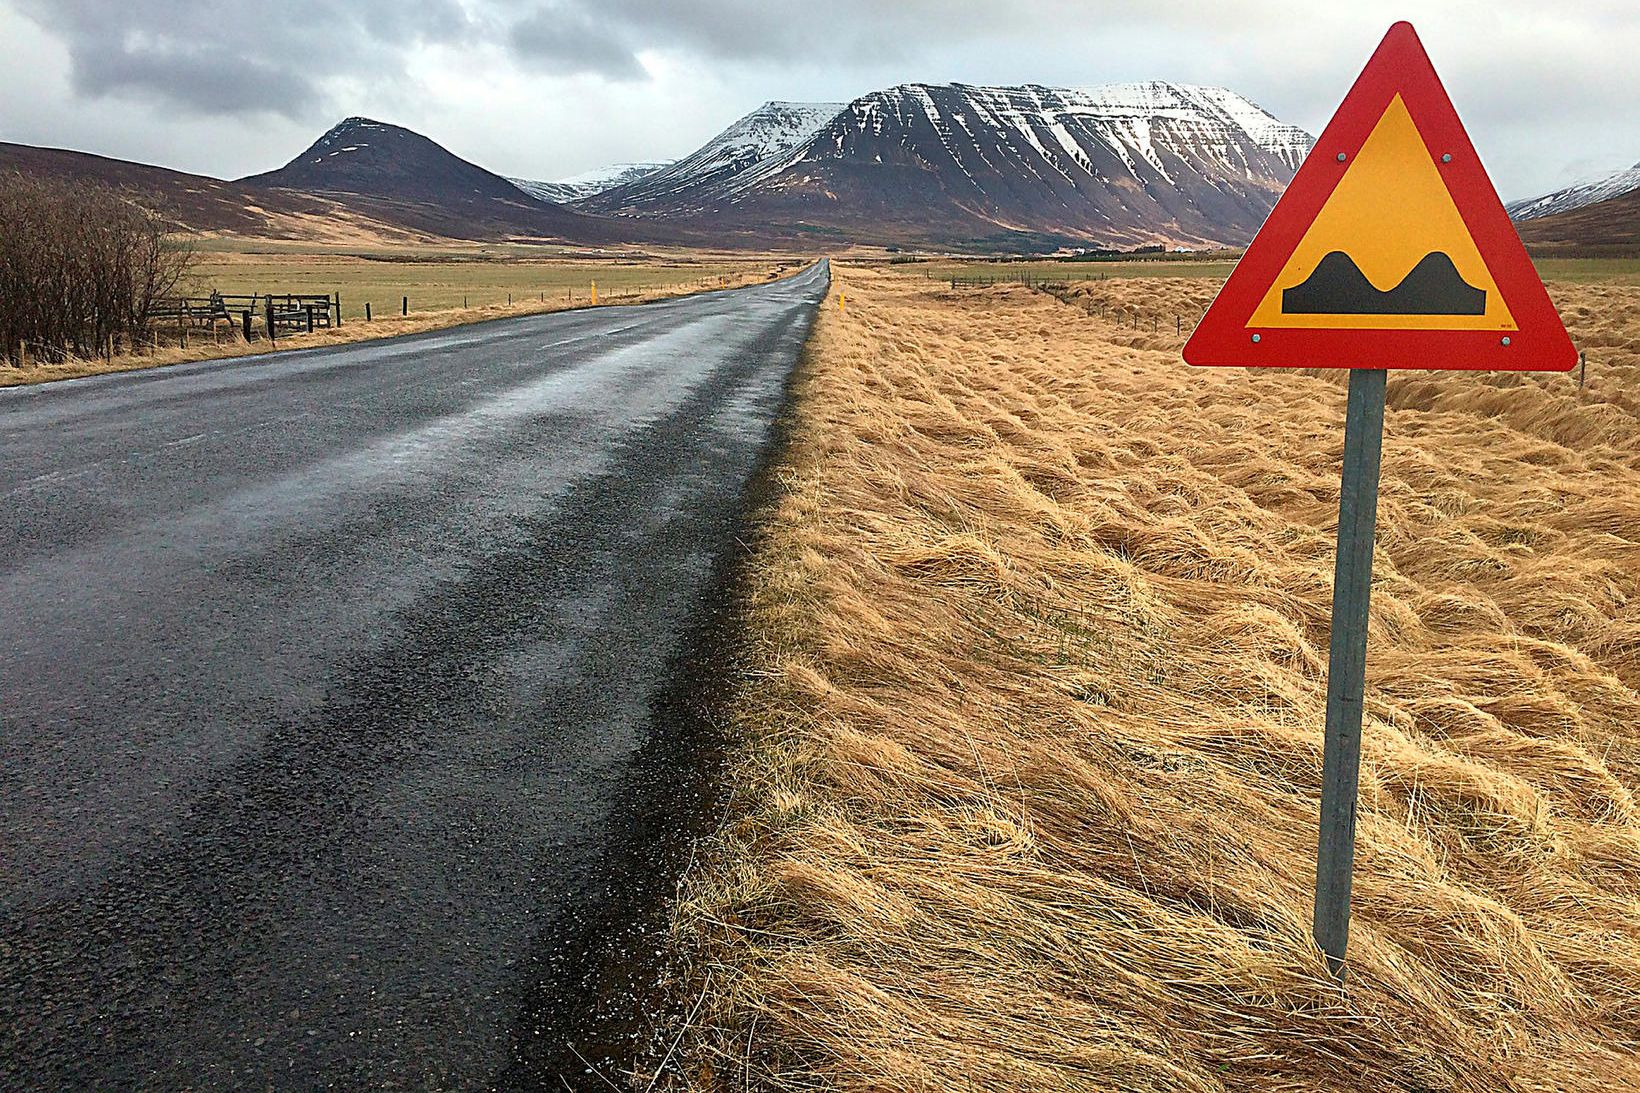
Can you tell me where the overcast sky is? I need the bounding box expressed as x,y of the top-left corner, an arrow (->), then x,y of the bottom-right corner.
0,0 -> 1633,202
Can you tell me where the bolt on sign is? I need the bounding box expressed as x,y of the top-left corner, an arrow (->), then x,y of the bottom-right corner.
1183,22 -> 1576,980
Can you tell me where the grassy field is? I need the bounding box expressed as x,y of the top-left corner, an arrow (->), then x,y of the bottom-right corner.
660,266 -> 1640,1091
909,255 -> 1640,286
1,252 -> 796,387
187,247 -> 798,320
913,257 -> 1242,283
1530,257 -> 1640,284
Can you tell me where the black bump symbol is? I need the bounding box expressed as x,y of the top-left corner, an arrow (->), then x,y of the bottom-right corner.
1283,251 -> 1486,315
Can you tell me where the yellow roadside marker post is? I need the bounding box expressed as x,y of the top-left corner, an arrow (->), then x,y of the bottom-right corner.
591,281 -> 598,305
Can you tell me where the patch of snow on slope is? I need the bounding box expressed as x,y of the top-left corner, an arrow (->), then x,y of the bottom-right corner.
609,101 -> 845,208
508,161 -> 671,204
1507,162 -> 1640,221
822,81 -> 1309,191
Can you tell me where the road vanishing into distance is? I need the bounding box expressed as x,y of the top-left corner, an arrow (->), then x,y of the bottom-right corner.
0,261 -> 828,1089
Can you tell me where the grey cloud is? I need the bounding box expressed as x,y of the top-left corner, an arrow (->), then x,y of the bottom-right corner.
77,42 -> 322,116
509,6 -> 645,79
497,0 -> 1261,70
3,0 -> 1636,199
14,0 -> 475,120
500,0 -> 1040,70
574,0 -> 905,64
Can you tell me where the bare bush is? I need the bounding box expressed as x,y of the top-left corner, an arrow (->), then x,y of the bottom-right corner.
0,175 -> 195,366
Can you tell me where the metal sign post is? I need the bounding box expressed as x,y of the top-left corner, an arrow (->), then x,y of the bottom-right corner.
1312,367 -> 1385,978
1183,21 -> 1576,981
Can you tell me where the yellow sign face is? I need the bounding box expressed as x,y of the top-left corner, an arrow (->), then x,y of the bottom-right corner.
1250,95 -> 1516,331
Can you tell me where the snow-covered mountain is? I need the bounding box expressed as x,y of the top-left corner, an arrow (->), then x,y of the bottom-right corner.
586,82 -> 1313,248
211,87 -> 1315,249
579,102 -> 845,215
508,161 -> 672,204
1507,162 -> 1640,221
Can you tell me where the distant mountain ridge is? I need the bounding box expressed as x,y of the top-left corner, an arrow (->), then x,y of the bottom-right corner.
582,82 -> 1314,249
5,86 -> 1337,250
239,116 -> 623,242
1507,161 -> 1640,221
582,102 -> 845,216
508,161 -> 672,204
0,141 -> 431,243
1517,185 -> 1640,256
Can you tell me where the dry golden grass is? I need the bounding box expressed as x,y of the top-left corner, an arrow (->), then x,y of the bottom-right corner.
0,262 -> 787,388
663,266 -> 1640,1092
188,247 -> 798,318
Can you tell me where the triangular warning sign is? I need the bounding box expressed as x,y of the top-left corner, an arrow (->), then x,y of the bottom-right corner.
1184,22 -> 1576,371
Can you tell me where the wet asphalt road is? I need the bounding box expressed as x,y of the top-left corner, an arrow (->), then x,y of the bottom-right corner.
0,260 -> 828,1089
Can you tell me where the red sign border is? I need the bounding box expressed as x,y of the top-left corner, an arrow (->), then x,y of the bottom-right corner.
1184,21 -> 1576,372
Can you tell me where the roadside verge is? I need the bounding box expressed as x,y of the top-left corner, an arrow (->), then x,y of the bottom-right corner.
0,265 -> 790,388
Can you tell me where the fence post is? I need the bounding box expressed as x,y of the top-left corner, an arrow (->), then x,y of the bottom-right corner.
403,296 -> 408,316
334,292 -> 342,327
365,302 -> 372,322
266,297 -> 276,345
305,306 -> 314,334
242,310 -> 252,342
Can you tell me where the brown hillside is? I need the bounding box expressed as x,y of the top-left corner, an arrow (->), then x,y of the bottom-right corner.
238,117 -> 640,244
0,143 -> 430,244
1520,188 -> 1640,257
0,133 -> 687,246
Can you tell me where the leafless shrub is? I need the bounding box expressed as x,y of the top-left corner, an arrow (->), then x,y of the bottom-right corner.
0,174 -> 195,366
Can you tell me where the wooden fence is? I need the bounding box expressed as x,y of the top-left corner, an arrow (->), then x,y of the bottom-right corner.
145,292 -> 340,345
947,273 -> 1072,290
